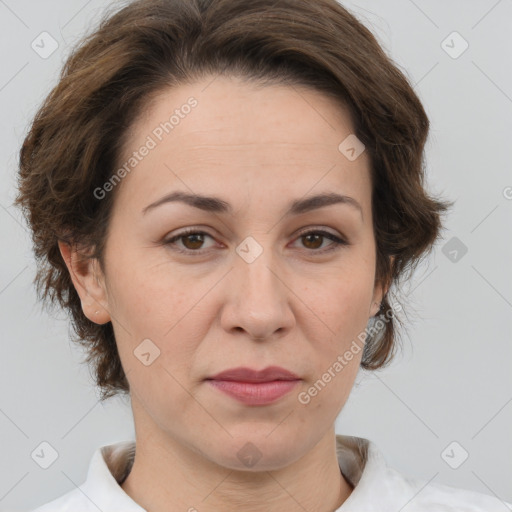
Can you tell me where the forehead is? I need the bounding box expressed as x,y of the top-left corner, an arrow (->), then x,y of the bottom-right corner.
114,76 -> 371,214
130,76 -> 357,151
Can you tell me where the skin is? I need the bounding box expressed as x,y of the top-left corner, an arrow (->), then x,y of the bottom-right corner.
59,75 -> 390,512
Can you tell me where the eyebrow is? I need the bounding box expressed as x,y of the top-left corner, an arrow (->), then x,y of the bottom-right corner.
142,190 -> 363,220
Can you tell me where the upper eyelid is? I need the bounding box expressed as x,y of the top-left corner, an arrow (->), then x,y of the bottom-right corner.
168,226 -> 344,240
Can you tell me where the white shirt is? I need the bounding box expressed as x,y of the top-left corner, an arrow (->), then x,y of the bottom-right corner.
31,435 -> 511,511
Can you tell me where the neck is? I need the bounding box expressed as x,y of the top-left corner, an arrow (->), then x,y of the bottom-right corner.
121,426 -> 353,512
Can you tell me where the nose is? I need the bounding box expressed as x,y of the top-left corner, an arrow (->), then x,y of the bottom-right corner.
219,247 -> 295,342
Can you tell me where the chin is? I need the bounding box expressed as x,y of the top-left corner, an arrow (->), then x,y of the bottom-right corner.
197,428 -> 309,472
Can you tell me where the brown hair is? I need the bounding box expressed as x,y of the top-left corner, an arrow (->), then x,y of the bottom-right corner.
15,0 -> 453,401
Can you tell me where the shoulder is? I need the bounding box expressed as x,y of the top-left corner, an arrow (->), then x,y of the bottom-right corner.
30,488 -> 95,512
336,435 -> 512,511
386,465 -> 512,511
411,479 -> 512,511
29,441 -> 140,512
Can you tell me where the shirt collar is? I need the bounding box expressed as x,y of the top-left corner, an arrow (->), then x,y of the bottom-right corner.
335,434 -> 414,510
80,440 -> 142,511
80,435 -> 407,511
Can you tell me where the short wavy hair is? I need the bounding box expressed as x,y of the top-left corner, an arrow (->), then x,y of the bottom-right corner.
15,0 -> 453,401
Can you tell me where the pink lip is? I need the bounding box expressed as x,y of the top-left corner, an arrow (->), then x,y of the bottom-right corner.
207,380 -> 300,405
207,366 -> 300,382
206,366 -> 301,405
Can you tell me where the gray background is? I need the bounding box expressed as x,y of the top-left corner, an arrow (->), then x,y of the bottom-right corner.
1,0 -> 511,510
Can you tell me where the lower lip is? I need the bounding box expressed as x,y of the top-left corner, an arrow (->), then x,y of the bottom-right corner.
207,379 -> 300,405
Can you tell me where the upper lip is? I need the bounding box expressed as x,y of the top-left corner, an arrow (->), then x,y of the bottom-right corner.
207,366 -> 300,383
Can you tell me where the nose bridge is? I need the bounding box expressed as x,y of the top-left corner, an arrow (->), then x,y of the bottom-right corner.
223,234 -> 294,339
235,234 -> 283,306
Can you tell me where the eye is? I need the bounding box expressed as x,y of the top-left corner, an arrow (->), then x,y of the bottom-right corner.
163,227 -> 348,255
163,229 -> 216,254
292,229 -> 349,253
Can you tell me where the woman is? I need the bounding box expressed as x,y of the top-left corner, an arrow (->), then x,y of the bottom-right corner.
16,0 -> 511,510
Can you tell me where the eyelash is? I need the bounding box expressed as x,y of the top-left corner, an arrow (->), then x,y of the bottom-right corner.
163,228 -> 349,256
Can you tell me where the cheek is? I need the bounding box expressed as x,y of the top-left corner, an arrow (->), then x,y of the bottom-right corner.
334,249 -> 376,325
105,255 -> 218,383
297,270 -> 374,400
304,265 -> 374,338
105,249 -> 197,332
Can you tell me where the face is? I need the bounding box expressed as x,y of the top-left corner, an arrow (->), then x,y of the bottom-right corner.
65,75 -> 386,471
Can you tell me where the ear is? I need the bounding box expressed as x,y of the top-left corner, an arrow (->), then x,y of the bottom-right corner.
369,255 -> 395,317
58,240 -> 111,325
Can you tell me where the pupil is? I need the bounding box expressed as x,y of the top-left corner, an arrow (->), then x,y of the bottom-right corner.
304,234 -> 322,249
185,234 -> 203,249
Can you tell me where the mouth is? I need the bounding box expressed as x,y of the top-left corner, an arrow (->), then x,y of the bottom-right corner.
205,366 -> 301,405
